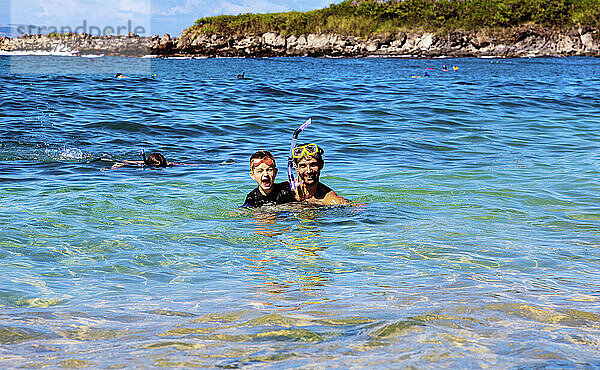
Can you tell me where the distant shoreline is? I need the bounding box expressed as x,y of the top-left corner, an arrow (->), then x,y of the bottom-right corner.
1,25 -> 598,58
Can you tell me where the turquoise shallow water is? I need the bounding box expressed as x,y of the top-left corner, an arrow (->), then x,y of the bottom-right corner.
1,55 -> 600,367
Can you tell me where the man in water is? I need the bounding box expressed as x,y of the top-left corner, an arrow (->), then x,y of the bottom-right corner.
292,143 -> 349,205
111,152 -> 169,169
243,151 -> 295,207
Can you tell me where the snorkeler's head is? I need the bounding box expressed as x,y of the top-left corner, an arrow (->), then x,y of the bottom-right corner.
292,144 -> 324,187
292,143 -> 324,168
249,151 -> 277,195
249,150 -> 276,170
145,153 -> 168,167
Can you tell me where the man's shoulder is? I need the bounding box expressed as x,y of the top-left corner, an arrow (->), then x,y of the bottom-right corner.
317,182 -> 349,205
316,182 -> 333,197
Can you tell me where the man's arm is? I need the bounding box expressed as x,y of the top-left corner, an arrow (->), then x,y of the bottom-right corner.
317,183 -> 349,205
111,160 -> 144,169
322,190 -> 350,205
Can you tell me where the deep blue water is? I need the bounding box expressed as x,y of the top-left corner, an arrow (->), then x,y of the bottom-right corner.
1,55 -> 600,367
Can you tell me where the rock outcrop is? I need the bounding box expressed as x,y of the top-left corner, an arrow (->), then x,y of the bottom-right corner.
1,26 -> 598,58
172,26 -> 599,57
0,33 -> 152,56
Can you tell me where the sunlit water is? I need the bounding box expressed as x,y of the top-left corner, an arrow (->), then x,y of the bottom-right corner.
1,55 -> 599,367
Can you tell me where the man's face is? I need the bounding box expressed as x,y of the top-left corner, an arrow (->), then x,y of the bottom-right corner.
296,156 -> 321,186
250,162 -> 277,194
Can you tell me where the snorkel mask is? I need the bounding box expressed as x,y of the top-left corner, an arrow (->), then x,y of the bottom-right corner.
251,156 -> 275,170
287,118 -> 312,191
292,143 -> 321,159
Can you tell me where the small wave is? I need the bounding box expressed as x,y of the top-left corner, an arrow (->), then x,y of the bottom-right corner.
52,147 -> 86,160
0,50 -> 77,57
250,84 -> 307,98
0,139 -> 94,162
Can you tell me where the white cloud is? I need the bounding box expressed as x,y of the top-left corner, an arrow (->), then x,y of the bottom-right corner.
12,0 -> 150,26
37,0 -> 83,19
220,0 -> 289,14
10,0 -> 339,35
120,0 -> 151,15
156,0 -> 290,17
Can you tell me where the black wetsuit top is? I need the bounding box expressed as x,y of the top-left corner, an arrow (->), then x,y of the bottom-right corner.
243,181 -> 295,208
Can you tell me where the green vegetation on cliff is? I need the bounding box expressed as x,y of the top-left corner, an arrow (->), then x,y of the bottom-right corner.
187,0 -> 600,37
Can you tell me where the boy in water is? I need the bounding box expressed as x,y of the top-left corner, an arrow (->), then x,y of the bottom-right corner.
243,151 -> 295,207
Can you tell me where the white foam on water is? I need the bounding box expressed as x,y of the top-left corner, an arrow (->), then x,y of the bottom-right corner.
44,147 -> 87,160
59,147 -> 85,160
0,50 -> 78,56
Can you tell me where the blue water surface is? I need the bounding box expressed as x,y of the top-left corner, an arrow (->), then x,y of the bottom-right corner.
0,55 -> 599,367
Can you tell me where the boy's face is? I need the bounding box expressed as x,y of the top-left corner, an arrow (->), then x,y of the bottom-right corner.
250,159 -> 277,195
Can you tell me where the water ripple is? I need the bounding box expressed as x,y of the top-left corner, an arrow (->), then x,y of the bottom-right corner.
0,55 -> 599,367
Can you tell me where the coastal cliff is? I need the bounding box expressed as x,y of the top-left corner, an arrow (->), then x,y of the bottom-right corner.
2,0 -> 599,58
169,25 -> 599,57
0,33 -> 153,56
1,25 -> 598,58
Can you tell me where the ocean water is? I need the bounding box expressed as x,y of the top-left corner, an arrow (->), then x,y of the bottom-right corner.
1,55 -> 599,368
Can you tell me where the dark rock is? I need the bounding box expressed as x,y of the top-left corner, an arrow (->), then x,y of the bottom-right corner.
1,26 -> 598,58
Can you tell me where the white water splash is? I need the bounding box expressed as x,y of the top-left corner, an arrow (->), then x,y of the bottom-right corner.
43,147 -> 87,160
58,147 -> 85,160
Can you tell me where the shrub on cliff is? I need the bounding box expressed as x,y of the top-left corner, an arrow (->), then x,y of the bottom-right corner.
186,0 -> 600,37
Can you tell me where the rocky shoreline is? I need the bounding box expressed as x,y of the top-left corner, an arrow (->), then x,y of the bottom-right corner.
1,25 -> 598,58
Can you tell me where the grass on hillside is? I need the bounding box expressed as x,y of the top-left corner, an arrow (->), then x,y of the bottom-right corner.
186,0 -> 600,37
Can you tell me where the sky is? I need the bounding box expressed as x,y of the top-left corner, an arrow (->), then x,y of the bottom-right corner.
2,0 -> 337,37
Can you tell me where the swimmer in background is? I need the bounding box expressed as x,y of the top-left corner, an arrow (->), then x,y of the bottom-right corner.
413,72 -> 430,78
111,151 -> 170,169
110,151 -> 234,170
442,65 -> 448,71
243,151 -> 295,208
115,73 -> 127,79
237,72 -> 245,79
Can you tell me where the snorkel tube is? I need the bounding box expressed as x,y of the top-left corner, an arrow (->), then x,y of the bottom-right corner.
287,118 -> 312,191
141,149 -> 147,167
